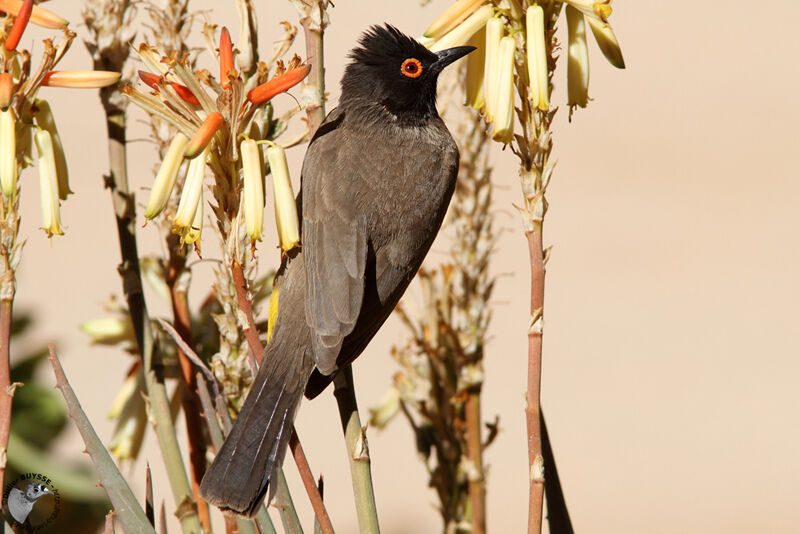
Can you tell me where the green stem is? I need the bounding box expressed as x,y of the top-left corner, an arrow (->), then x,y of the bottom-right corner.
333,366 -> 379,534
100,97 -> 200,534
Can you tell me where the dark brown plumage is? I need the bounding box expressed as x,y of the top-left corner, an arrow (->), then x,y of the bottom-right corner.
200,24 -> 474,516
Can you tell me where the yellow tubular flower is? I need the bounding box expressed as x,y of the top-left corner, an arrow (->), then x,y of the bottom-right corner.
566,5 -> 590,110
429,5 -> 494,53
144,132 -> 188,219
425,0 -> 486,40
267,145 -> 300,252
241,138 -> 264,242
33,100 -> 72,199
483,18 -> 504,122
491,36 -> 516,144
173,147 -> 207,230
182,190 -> 203,246
526,5 -> 550,111
465,31 -> 486,110
0,109 -> 16,197
586,17 -> 625,69
564,0 -> 612,22
34,129 -> 64,237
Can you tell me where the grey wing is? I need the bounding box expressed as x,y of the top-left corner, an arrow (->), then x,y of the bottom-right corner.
301,109 -> 367,375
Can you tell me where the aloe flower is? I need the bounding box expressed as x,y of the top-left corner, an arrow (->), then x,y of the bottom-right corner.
240,138 -> 264,242
526,5 -> 550,111
566,5 -> 590,110
34,129 -> 64,237
144,133 -> 189,219
267,145 -> 300,252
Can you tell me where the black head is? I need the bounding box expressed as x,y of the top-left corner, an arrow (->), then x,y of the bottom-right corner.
340,25 -> 474,120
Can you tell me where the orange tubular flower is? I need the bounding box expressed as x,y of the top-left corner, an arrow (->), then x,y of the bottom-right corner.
247,65 -> 311,105
40,70 -> 121,88
4,0 -> 32,51
0,73 -> 12,109
185,112 -> 223,158
219,27 -> 234,89
138,70 -> 200,105
0,0 -> 67,29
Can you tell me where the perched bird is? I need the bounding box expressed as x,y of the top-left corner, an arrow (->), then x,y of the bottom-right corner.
7,482 -> 53,524
200,24 -> 474,516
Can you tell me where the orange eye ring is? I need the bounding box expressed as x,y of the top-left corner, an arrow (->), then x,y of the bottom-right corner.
401,58 -> 423,79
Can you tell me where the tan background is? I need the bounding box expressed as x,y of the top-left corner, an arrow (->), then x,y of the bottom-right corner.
9,1 -> 800,533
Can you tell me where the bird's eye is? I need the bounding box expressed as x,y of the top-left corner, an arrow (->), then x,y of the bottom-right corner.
401,58 -> 423,79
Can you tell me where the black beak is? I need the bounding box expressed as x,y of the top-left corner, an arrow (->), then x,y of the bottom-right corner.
433,46 -> 476,71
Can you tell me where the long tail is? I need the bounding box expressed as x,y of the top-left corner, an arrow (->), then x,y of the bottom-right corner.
200,337 -> 313,517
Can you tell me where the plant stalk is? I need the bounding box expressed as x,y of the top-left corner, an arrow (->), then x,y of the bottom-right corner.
0,297 -> 12,497
333,367 -> 379,534
100,96 -> 201,533
525,223 -> 545,534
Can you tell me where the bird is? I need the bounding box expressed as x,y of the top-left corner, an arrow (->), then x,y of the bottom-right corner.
7,482 -> 53,524
200,24 -> 474,516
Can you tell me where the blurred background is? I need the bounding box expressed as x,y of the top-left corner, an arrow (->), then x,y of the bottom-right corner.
8,0 -> 800,532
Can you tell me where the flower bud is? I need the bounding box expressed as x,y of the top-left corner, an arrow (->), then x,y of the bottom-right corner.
429,5 -> 494,53
219,27 -> 234,89
491,36 -> 516,144
173,147 -> 207,230
40,70 -> 121,88
185,112 -> 222,158
4,0 -> 32,51
482,18 -> 504,122
586,16 -> 625,69
144,132 -> 189,219
425,0 -> 486,40
138,70 -> 200,105
247,65 -> 311,105
240,138 -> 264,242
33,99 -> 72,199
0,109 -> 17,198
0,73 -> 12,111
566,5 -> 590,110
34,129 -> 65,237
526,5 -> 549,111
267,145 -> 300,252
0,0 -> 67,29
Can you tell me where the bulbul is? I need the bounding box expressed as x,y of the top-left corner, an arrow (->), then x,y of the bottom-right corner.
200,24 -> 474,516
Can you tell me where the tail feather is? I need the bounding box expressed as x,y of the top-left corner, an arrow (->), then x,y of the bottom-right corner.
200,345 -> 311,516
